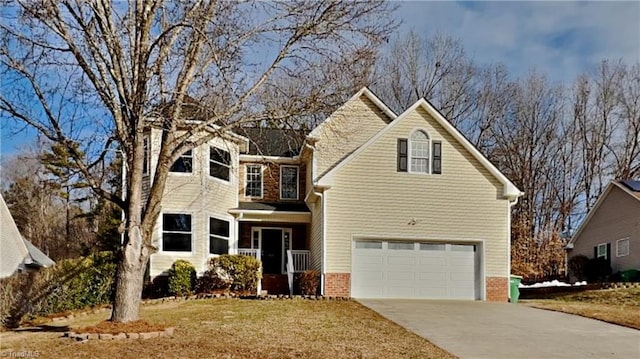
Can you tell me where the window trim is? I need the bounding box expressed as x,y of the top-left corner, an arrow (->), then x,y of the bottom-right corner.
161,212 -> 193,253
143,135 -> 150,176
245,164 -> 263,198
208,215 -> 231,256
279,165 -> 299,200
597,243 -> 608,259
408,129 -> 431,174
616,237 -> 630,257
209,146 -> 232,183
169,149 -> 194,175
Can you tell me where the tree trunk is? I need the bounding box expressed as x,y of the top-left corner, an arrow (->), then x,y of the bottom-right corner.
110,226 -> 149,322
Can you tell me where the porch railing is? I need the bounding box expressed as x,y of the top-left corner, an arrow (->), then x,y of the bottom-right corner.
238,248 -> 261,262
288,250 -> 310,273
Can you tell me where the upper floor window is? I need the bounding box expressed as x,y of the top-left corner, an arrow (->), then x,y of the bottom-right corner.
209,217 -> 230,255
162,213 -> 192,252
245,165 -> 262,198
143,136 -> 150,175
280,166 -> 299,200
397,130 -> 442,174
210,147 -> 231,181
410,130 -> 430,173
170,149 -> 193,173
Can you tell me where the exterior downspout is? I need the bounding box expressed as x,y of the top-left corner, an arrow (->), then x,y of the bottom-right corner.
507,196 -> 519,300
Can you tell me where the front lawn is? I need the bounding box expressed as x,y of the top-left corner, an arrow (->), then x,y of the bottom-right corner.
522,287 -> 640,330
0,299 -> 456,359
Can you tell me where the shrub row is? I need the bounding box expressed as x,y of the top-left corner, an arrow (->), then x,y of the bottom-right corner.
0,252 -> 116,328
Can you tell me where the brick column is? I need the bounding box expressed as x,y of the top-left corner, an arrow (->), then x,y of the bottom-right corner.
486,277 -> 508,302
324,273 -> 350,297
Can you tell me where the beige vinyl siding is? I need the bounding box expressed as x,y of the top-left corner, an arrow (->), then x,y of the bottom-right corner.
569,185 -> 640,275
150,135 -> 239,276
309,198 -> 323,271
324,107 -> 509,278
313,95 -> 390,179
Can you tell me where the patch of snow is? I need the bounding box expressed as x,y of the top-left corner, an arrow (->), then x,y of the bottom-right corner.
518,280 -> 588,288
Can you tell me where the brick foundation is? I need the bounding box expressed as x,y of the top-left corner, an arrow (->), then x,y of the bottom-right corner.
324,273 -> 350,297
486,277 -> 508,302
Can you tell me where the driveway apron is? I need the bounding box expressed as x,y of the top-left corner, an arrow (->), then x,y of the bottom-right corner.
359,299 -> 640,359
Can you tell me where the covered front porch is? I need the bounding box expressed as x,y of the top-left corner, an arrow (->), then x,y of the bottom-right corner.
230,202 -> 312,294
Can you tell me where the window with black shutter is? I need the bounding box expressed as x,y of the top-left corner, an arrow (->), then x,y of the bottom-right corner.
397,139 -> 408,172
432,141 -> 442,174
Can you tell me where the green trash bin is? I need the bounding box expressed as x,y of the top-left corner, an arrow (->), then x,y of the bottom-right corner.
510,275 -> 523,303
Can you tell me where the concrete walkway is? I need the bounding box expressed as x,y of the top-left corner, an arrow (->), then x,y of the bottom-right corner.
359,299 -> 640,359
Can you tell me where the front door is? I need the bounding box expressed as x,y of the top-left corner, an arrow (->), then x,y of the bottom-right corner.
261,229 -> 283,274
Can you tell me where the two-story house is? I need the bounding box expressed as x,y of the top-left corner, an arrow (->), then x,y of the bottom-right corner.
144,88 -> 522,301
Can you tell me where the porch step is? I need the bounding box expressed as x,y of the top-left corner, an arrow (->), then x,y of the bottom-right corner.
262,274 -> 289,295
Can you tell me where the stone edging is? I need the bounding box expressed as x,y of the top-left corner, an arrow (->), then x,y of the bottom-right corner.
64,327 -> 174,341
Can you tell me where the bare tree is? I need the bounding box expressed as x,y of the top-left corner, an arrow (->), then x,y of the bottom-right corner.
0,0 -> 397,322
372,30 -> 477,125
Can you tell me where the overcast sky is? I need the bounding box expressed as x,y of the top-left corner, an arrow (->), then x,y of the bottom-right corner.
395,1 -> 640,83
1,1 -> 639,156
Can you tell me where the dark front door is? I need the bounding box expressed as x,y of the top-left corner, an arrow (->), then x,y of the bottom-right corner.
261,229 -> 282,274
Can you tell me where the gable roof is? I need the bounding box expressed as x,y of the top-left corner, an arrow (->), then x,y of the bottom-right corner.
307,87 -> 397,140
315,94 -> 523,199
0,194 -> 54,278
237,127 -> 308,157
568,179 -> 640,246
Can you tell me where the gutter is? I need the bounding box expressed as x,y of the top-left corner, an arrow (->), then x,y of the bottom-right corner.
507,196 -> 519,300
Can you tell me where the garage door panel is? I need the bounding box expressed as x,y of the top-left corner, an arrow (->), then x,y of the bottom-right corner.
386,286 -> 416,297
418,271 -> 447,281
418,257 -> 447,266
354,255 -> 384,265
352,240 -> 479,300
387,271 -> 415,281
353,270 -> 384,281
387,255 -> 415,265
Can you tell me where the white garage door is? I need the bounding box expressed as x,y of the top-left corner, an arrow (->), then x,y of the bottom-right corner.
351,240 -> 479,299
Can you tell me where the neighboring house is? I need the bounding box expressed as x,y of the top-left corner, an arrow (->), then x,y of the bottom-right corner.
0,193 -> 55,278
145,87 -> 523,301
566,180 -> 640,281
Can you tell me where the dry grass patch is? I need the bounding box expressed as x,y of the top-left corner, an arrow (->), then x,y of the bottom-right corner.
523,287 -> 640,329
76,320 -> 167,334
0,299 -> 456,359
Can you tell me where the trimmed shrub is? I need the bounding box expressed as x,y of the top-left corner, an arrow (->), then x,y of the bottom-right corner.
201,254 -> 261,293
298,270 -> 320,295
167,260 -> 196,296
568,255 -> 589,281
585,257 -> 612,282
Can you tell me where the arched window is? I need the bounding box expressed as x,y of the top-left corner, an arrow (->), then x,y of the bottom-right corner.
410,130 -> 430,173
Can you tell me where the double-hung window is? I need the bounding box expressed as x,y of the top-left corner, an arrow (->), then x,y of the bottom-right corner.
245,165 -> 262,198
616,238 -> 630,257
170,150 -> 193,173
280,166 -> 299,200
162,213 -> 192,252
209,217 -> 230,255
410,130 -> 430,173
397,130 -> 442,174
597,243 -> 608,259
210,147 -> 231,181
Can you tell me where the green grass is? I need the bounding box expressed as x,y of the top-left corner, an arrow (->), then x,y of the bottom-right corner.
522,287 -> 640,329
0,299 -> 456,359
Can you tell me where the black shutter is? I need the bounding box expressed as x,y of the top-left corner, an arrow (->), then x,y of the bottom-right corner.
593,246 -> 597,259
397,139 -> 408,172
432,141 -> 442,174
606,243 -> 611,262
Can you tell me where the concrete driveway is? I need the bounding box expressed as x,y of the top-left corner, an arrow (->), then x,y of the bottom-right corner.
359,299 -> 640,359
